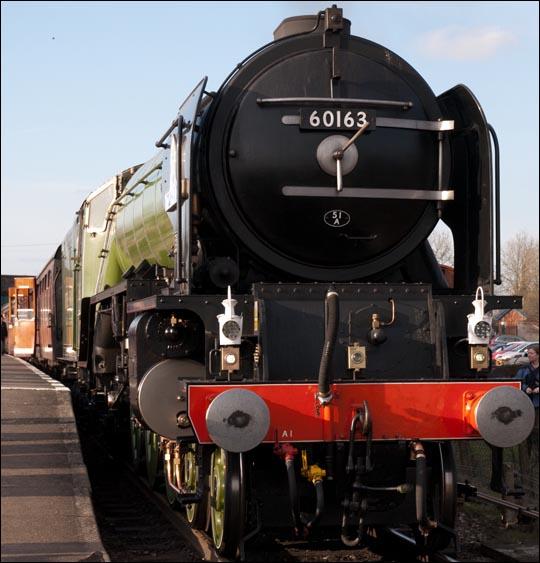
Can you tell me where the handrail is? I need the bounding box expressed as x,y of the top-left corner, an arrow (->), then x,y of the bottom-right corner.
488,124 -> 501,285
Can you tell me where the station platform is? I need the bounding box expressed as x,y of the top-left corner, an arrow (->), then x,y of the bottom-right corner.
1,355 -> 110,562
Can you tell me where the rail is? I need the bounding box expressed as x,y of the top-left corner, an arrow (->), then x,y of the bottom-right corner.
475,490 -> 539,520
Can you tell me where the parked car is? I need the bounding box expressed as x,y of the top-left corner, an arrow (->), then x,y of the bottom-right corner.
489,334 -> 522,348
505,354 -> 532,367
491,341 -> 526,361
490,342 -> 512,355
495,341 -> 538,366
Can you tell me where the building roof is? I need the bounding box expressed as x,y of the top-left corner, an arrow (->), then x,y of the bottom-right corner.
494,308 -> 527,321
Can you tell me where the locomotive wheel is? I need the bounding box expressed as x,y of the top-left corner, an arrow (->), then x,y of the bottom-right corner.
184,444 -> 209,529
130,413 -> 144,472
413,442 -> 457,553
210,447 -> 245,558
163,443 -> 180,505
145,430 -> 160,489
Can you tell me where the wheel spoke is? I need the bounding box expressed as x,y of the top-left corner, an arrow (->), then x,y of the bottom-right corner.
145,430 -> 160,489
184,445 -> 200,523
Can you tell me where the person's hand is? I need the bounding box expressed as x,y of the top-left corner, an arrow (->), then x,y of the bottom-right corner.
533,387 -> 539,394
526,387 -> 532,394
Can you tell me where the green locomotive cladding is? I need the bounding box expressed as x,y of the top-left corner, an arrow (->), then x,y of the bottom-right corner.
53,154 -> 175,367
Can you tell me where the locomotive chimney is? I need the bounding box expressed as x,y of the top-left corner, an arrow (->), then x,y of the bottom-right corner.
273,6 -> 351,40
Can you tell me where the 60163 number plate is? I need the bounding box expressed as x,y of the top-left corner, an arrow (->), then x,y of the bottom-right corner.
300,108 -> 376,130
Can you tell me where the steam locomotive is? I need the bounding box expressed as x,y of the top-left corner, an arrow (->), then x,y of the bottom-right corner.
33,6 -> 534,559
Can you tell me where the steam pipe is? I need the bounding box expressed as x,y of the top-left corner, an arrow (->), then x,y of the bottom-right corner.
317,286 -> 339,403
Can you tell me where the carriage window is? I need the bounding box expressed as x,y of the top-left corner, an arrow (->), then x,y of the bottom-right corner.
15,288 -> 34,320
87,182 -> 116,232
17,308 -> 34,320
18,292 -> 28,310
10,295 -> 16,323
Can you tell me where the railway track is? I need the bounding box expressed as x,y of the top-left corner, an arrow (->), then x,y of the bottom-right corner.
77,416 -> 210,562
474,490 -> 539,520
78,414 -> 537,563
78,426 -> 405,562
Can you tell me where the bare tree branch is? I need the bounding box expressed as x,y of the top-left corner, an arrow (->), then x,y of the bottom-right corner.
428,225 -> 454,267
501,232 -> 539,324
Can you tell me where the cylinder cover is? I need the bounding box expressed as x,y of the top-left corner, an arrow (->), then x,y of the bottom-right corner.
138,359 -> 205,440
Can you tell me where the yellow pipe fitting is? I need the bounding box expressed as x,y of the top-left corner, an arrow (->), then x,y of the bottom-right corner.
306,464 -> 326,484
300,451 -> 326,484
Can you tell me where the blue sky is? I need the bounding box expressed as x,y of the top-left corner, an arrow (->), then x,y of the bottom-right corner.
1,1 -> 538,276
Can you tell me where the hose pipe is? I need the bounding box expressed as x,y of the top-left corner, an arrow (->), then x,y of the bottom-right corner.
410,440 -> 430,534
306,480 -> 325,529
286,458 -> 307,537
317,286 -> 339,404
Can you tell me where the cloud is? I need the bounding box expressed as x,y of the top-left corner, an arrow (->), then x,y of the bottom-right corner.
418,25 -> 515,61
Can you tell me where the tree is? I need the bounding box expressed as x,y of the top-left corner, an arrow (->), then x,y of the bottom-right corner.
500,232 -> 539,324
428,222 -> 454,266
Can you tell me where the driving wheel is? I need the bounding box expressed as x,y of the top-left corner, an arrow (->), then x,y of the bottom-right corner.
413,441 -> 457,553
210,447 -> 246,558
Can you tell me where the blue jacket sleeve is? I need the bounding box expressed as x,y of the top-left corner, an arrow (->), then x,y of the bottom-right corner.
514,368 -> 527,392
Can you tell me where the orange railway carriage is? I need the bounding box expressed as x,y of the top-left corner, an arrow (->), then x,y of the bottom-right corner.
7,277 -> 35,358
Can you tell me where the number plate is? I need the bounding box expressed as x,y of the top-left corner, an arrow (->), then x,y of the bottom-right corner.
300,108 -> 376,130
